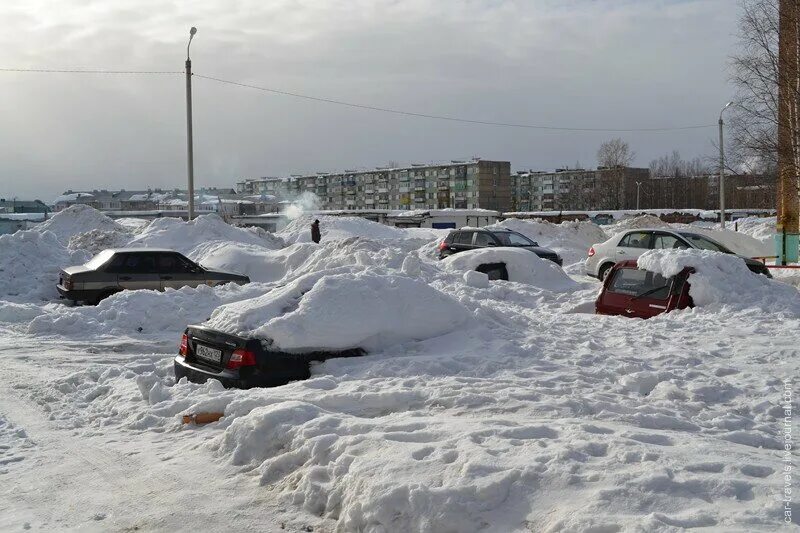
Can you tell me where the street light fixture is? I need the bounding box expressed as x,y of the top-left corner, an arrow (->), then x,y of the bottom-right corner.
718,101 -> 733,229
186,27 -> 197,220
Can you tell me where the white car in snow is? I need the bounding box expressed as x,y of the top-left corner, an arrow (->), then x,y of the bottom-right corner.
584,228 -> 771,280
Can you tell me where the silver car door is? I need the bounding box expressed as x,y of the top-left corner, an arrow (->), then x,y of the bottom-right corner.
116,253 -> 161,290
616,231 -> 653,261
158,253 -> 206,289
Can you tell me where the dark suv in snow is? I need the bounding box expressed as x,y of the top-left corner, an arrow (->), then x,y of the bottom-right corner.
438,229 -> 563,265
57,248 -> 250,304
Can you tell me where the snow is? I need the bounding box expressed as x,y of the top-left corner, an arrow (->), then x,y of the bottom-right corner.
27,282 -> 271,337
729,216 -> 776,243
127,213 -> 281,255
278,214 -> 445,244
205,267 -> 472,351
442,248 -> 578,291
0,230 -> 89,302
638,249 -> 800,314
0,204 -> 798,531
35,204 -> 126,245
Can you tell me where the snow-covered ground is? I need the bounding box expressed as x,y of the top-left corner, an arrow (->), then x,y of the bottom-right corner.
0,207 -> 796,531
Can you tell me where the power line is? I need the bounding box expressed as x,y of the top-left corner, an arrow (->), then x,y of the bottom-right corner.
194,73 -> 717,133
0,67 -> 719,132
0,68 -> 181,74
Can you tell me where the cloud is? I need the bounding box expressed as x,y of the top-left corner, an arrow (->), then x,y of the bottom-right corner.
0,0 -> 737,200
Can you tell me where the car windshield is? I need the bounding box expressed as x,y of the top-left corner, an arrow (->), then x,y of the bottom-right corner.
678,233 -> 733,253
84,249 -> 115,270
609,268 -> 671,299
493,232 -> 538,247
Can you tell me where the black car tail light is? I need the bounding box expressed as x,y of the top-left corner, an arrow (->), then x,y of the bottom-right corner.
226,348 -> 257,370
179,333 -> 189,356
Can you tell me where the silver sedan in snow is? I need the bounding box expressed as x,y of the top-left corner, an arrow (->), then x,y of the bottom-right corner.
57,248 -> 249,304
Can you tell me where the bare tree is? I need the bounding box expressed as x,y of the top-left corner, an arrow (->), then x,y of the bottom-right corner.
597,138 -> 635,168
649,150 -> 711,178
729,0 -> 780,171
596,138 -> 635,209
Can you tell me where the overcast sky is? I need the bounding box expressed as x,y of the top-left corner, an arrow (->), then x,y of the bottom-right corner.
1,0 -> 739,201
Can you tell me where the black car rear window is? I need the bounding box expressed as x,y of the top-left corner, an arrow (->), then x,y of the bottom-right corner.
608,268 -> 671,299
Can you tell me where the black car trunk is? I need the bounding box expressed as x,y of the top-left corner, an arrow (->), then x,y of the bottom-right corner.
185,325 -> 250,371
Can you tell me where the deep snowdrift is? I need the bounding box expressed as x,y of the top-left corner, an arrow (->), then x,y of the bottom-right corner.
128,214 -> 283,255
27,282 -> 271,337
0,230 -> 89,302
205,267 -> 472,351
441,248 -> 577,291
638,249 -> 799,314
279,215 -> 445,244
36,205 -> 127,245
4,206 -> 797,532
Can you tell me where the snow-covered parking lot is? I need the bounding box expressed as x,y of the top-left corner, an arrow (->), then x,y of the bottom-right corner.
0,206 -> 797,531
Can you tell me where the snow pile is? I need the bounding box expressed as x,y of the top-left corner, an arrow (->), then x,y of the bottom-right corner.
205,267 -> 472,351
488,218 -> 606,267
27,282 -> 270,337
189,242 -> 301,283
674,226 -> 772,258
279,215 -> 445,244
638,249 -> 800,314
127,214 -> 283,255
0,230 -> 89,302
729,216 -> 776,243
441,248 -> 577,291
35,205 -> 126,245
191,236 -> 429,285
604,214 -> 670,233
115,217 -> 151,234
67,229 -> 131,255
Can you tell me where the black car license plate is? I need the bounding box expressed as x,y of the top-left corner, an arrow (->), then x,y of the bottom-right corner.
195,344 -> 223,364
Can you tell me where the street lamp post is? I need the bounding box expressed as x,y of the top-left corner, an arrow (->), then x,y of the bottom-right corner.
718,101 -> 733,229
636,181 -> 642,210
186,27 -> 197,220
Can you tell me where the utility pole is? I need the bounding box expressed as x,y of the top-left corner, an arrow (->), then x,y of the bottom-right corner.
185,27 -> 197,220
636,181 -> 642,210
777,0 -> 800,264
718,101 -> 733,229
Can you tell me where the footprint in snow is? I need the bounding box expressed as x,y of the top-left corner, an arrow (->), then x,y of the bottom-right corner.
626,433 -> 674,446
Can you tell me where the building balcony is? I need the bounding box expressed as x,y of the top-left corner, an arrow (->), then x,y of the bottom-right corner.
377,188 -> 389,193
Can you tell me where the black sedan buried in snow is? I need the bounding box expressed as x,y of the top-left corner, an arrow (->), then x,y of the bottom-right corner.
57,248 -> 250,305
174,325 -> 365,389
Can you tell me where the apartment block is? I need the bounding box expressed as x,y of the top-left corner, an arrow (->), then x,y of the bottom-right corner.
511,167 -> 650,211
236,159 -> 512,212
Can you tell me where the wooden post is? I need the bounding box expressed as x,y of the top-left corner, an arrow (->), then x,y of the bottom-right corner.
777,0 -> 800,263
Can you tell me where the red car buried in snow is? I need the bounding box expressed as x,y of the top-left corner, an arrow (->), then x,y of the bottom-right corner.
595,260 -> 694,319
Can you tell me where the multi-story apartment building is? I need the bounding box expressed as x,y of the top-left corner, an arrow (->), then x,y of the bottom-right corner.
511,167 -> 650,211
235,160 -> 512,212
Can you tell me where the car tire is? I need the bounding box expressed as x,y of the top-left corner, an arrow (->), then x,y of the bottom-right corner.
598,262 -> 614,281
